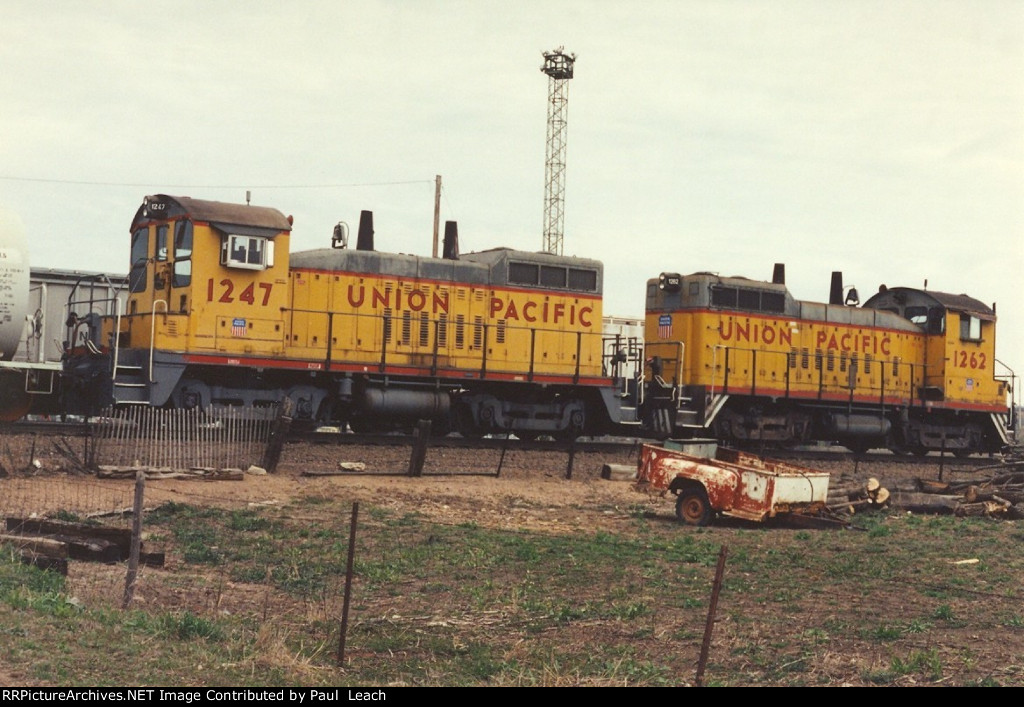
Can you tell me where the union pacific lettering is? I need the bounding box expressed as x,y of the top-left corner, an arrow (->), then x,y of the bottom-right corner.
489,297 -> 593,327
718,320 -> 794,347
717,319 -> 892,356
344,283 -> 594,327
814,330 -> 892,356
346,284 -> 450,314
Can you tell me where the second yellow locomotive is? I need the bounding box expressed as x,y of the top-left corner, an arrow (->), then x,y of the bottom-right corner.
643,268 -> 1011,455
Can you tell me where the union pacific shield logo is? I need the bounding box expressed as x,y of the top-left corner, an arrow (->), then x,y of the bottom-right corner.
658,314 -> 672,339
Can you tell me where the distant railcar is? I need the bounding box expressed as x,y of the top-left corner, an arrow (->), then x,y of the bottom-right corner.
0,214 -> 123,420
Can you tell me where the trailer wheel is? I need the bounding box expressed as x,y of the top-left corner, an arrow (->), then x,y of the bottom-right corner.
675,488 -> 712,527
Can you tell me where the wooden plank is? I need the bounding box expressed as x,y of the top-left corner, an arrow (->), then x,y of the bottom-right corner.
0,533 -> 68,558
6,517 -> 132,550
20,552 -> 68,575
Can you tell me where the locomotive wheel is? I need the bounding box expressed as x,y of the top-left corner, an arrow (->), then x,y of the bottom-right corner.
348,416 -> 374,434
454,404 -> 484,439
844,441 -> 870,455
675,488 -> 713,527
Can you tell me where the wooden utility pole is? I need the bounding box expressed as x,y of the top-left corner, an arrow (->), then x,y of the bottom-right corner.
432,175 -> 442,258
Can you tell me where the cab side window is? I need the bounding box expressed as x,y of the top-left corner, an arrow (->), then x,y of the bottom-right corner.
221,234 -> 273,271
173,220 -> 193,287
959,314 -> 982,342
129,227 -> 149,293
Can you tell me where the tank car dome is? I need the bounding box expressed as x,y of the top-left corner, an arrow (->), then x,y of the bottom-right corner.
0,207 -> 29,360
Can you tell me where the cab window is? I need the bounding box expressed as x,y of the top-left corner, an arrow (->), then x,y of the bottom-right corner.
221,234 -> 274,271
905,306 -> 928,325
959,314 -> 982,342
129,227 -> 149,293
173,220 -> 193,287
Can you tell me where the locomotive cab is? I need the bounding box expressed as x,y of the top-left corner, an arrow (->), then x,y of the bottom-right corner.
863,287 -> 1009,453
62,195 -> 293,413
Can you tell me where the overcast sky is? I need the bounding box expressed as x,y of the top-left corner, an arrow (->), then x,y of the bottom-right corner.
2,1 -> 1022,380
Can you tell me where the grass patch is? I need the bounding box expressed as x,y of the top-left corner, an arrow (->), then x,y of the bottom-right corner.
0,488 -> 1021,686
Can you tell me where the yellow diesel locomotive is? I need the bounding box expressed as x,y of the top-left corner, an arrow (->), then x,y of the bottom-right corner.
58,193 -> 1013,451
643,268 -> 1012,455
61,195 -> 627,438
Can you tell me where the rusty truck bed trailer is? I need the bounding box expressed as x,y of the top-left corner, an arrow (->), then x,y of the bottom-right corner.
635,443 -> 830,526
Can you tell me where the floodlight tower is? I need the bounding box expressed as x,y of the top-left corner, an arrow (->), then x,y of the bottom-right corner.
541,47 -> 575,255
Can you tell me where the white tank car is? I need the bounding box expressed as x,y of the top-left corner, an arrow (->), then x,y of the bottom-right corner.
0,208 -> 29,361
0,208 -> 32,420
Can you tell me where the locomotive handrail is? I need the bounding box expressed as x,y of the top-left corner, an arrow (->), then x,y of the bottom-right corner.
25,282 -> 47,364
710,344 -> 726,400
110,296 -> 123,377
670,341 -> 684,403
149,299 -> 168,383
573,332 -> 582,384
276,305 -> 605,380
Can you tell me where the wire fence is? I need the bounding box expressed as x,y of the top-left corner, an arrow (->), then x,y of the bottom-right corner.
88,404 -> 281,471
2,426 -> 1022,685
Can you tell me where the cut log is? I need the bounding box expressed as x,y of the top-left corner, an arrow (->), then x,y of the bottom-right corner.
888,491 -> 962,514
955,501 -> 1007,518
917,479 -> 951,494
601,463 -> 637,481
826,498 -> 875,516
968,487 -> 1024,505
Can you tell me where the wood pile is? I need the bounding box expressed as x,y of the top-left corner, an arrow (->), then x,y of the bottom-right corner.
1,516 -> 165,575
888,470 -> 1024,520
827,477 -> 890,516
828,461 -> 1024,520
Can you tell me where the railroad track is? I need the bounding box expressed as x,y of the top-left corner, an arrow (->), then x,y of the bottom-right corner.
0,419 -> 90,436
288,430 -> 1007,468
2,418 -> 1010,469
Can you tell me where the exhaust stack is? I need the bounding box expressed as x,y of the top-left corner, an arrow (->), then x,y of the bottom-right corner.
356,210 -> 374,251
442,221 -> 459,260
829,271 -> 844,305
772,263 -> 785,285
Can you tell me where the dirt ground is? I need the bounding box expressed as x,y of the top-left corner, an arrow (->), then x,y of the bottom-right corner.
0,432 -> 993,536
2,432 -> 1022,686
0,433 -> 922,532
